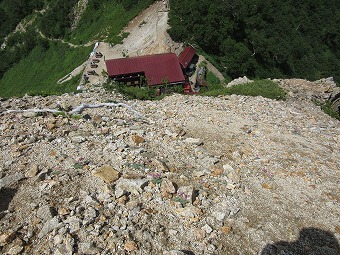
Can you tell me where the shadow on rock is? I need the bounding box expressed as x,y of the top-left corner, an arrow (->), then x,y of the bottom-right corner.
0,187 -> 17,213
179,251 -> 195,255
261,227 -> 340,255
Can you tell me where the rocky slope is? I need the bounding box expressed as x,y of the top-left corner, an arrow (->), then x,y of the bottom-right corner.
0,79 -> 339,255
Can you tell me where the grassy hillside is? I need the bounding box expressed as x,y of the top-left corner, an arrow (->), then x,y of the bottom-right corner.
0,42 -> 90,97
70,0 -> 155,45
0,0 -> 156,98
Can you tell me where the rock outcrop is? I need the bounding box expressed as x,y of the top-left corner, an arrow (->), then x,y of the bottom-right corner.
225,76 -> 253,87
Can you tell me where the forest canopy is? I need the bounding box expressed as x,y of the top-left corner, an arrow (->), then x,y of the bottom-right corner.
168,0 -> 340,81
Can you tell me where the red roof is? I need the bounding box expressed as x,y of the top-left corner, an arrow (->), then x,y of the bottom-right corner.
178,46 -> 196,69
105,53 -> 185,86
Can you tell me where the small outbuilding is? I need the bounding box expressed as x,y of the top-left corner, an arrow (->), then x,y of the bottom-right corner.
178,46 -> 197,73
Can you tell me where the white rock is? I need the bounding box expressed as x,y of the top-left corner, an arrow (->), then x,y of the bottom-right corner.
160,179 -> 176,194
0,173 -> 24,189
114,187 -> 127,199
223,164 -> 234,173
115,178 -> 149,196
201,224 -> 213,234
54,234 -> 63,245
175,205 -> 202,218
164,129 -> 177,137
169,229 -> 178,236
65,216 -> 81,233
177,185 -> 195,204
71,136 -> 87,143
0,231 -> 16,246
7,245 -> 24,255
212,210 -> 226,222
83,195 -> 99,206
113,128 -> 129,136
192,170 -> 206,178
84,207 -> 97,224
38,217 -> 61,238
201,156 -> 219,167
184,138 -> 203,145
226,76 -> 253,87
36,205 -> 54,221
78,242 -> 100,255
22,112 -> 36,118
25,165 -> 40,178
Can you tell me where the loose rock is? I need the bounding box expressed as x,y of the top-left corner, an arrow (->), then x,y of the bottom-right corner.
92,165 -> 120,183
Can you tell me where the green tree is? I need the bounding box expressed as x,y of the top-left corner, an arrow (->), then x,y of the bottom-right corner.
168,0 -> 340,80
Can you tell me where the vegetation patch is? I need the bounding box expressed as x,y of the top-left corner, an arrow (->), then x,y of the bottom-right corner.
53,111 -> 67,117
105,75 -> 285,101
104,82 -> 160,100
151,177 -> 163,185
69,0 -> 156,44
0,0 -> 157,98
70,114 -> 82,120
168,0 -> 340,81
0,0 -> 44,46
73,163 -> 83,169
313,99 -> 340,121
0,42 -> 90,98
200,79 -> 286,100
174,196 -> 189,207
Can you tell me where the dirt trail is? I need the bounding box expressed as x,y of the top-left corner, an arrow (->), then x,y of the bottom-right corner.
197,55 -> 225,81
81,1 -> 182,86
1,13 -> 38,49
36,29 -> 93,49
61,0 -> 224,87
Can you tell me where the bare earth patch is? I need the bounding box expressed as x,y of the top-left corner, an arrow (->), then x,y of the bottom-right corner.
80,1 -> 182,86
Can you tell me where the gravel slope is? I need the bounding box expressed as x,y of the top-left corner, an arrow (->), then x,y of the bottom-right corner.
0,79 -> 339,255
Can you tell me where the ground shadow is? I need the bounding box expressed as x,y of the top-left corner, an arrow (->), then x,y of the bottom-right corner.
261,227 -> 340,255
0,188 -> 17,213
179,251 -> 195,255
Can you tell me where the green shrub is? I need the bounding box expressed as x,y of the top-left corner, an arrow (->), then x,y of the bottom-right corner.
314,100 -> 340,120
174,196 -> 189,207
172,84 -> 184,94
151,177 -> 163,185
227,80 -> 286,100
206,71 -> 221,87
105,82 -> 158,100
53,111 -> 67,117
73,163 -> 83,169
70,114 -> 82,120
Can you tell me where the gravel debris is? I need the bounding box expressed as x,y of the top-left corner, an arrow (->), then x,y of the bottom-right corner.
0,80 -> 339,254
